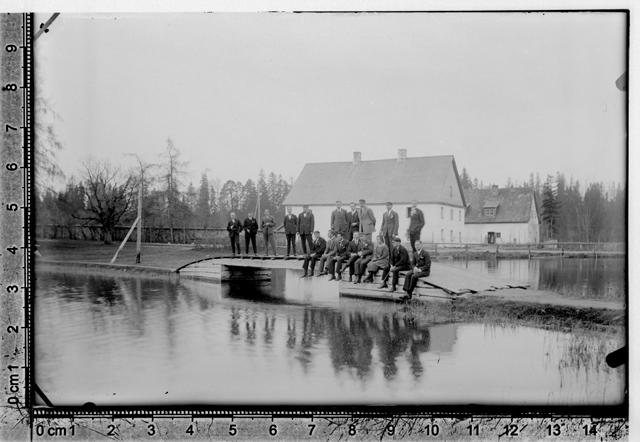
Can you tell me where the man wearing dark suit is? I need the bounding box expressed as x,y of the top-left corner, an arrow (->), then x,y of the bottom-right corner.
379,237 -> 411,292
226,212 -> 243,255
298,205 -> 315,255
353,236 -> 373,284
330,201 -> 349,239
262,209 -> 277,256
346,202 -> 360,241
408,200 -> 425,252
402,240 -> 432,300
327,232 -> 349,280
380,201 -> 399,250
243,213 -> 259,255
318,230 -> 337,276
284,207 -> 298,256
301,231 -> 326,277
341,232 -> 360,282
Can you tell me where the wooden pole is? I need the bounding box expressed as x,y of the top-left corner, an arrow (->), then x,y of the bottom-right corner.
110,216 -> 140,264
136,175 -> 143,263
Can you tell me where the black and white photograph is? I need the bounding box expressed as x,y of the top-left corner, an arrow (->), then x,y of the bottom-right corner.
2,5 -> 633,438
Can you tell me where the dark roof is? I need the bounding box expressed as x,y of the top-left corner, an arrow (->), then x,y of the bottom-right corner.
464,187 -> 536,223
283,155 -> 465,206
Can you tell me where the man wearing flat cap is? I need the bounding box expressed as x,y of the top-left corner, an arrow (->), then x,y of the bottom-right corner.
358,198 -> 376,242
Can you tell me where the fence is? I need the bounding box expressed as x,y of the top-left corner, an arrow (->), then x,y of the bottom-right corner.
36,224 -> 293,252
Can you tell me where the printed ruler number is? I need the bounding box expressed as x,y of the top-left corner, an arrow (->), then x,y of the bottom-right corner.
269,424 -> 277,436
308,424 -> 316,436
228,423 -> 237,436
503,424 -> 520,437
3,84 -> 17,92
468,424 -> 480,436
5,44 -> 18,52
147,423 -> 156,436
348,424 -> 357,436
547,424 -> 562,436
106,424 -> 118,437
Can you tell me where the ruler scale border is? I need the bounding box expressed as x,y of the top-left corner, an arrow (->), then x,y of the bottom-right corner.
0,10 -> 631,441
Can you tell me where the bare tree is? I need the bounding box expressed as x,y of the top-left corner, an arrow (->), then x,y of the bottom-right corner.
73,160 -> 135,244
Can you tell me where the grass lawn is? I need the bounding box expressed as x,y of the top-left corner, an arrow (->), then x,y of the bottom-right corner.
38,239 -> 215,270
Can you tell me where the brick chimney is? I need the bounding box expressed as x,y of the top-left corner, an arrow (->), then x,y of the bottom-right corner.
353,151 -> 362,164
397,148 -> 407,161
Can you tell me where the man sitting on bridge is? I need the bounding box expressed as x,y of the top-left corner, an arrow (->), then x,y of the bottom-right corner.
379,236 -> 411,292
401,240 -> 431,301
318,230 -> 337,276
301,231 -> 326,278
327,232 -> 349,281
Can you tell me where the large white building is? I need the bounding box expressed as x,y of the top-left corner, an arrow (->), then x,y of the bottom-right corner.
463,186 -> 540,244
283,150 -> 467,243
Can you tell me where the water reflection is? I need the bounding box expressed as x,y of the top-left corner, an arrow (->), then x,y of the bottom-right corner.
35,269 -> 624,406
449,258 -> 625,300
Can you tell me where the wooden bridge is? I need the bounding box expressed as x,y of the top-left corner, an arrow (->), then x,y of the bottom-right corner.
175,255 -> 529,300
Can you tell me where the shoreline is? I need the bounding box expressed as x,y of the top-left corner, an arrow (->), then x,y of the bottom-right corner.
37,259 -> 625,335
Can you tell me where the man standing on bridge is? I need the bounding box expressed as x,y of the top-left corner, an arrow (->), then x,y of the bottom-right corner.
262,209 -> 277,256
226,212 -> 243,255
284,207 -> 298,256
298,205 -> 314,255
243,212 -> 259,255
408,201 -> 425,252
402,240 -> 431,301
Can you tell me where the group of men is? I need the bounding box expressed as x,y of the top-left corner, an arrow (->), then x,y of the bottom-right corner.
300,229 -> 431,300
226,209 -> 278,256
225,199 -> 430,298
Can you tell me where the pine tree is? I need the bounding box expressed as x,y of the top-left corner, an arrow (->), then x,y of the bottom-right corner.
196,174 -> 211,228
541,176 -> 560,241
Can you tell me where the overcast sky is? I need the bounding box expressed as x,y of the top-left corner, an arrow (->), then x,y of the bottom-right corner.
36,12 -> 627,190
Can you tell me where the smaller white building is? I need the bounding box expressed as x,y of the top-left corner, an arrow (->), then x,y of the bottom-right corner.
464,186 -> 540,244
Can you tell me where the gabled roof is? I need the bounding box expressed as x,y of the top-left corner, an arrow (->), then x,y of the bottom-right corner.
283,155 -> 465,206
464,187 -> 536,224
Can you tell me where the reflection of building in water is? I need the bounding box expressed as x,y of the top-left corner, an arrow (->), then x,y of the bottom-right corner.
426,323 -> 458,354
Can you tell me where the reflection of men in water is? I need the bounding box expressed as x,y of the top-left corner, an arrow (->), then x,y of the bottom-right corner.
380,236 -> 411,292
328,232 -> 349,280
226,212 -> 242,255
402,240 -> 431,300
301,231 -> 326,277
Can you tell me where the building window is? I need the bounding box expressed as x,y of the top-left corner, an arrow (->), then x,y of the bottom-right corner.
483,207 -> 496,217
450,230 -> 454,242
440,229 -> 444,242
440,207 -> 443,219
459,232 -> 462,243
459,210 -> 461,222
450,208 -> 453,220
496,232 -> 501,238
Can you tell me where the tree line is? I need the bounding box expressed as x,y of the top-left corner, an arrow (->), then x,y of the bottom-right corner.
459,168 -> 625,243
36,138 -> 292,244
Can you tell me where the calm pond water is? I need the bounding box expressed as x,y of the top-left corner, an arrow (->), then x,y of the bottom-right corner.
36,264 -> 624,406
447,257 -> 626,301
